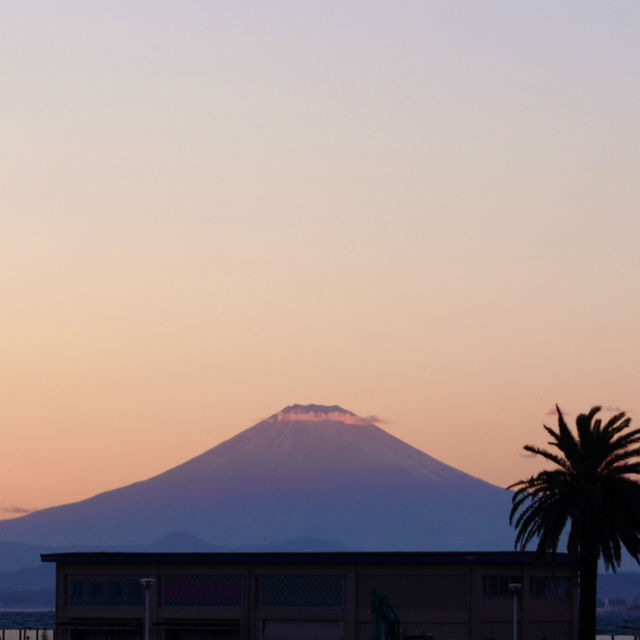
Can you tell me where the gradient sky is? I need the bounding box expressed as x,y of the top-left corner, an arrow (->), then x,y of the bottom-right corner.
2,1 -> 639,519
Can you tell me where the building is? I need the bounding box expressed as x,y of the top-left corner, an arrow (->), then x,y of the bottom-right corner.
41,551 -> 577,640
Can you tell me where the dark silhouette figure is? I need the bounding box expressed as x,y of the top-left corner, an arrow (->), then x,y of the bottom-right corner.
509,405 -> 640,640
371,589 -> 401,640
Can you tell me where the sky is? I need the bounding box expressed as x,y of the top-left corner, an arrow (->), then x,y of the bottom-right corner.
2,1 -> 640,519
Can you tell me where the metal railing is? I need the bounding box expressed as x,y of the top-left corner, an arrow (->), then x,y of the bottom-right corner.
0,630 -> 53,640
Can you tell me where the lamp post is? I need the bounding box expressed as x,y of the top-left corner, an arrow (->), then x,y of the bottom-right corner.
139,578 -> 156,640
508,583 -> 521,640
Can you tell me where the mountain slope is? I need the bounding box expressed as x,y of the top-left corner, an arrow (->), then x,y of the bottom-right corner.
0,404 -> 514,549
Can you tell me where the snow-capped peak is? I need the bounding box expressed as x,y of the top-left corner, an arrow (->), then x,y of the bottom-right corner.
267,404 -> 371,425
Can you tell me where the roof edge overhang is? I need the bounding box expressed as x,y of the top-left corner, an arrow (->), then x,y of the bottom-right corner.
40,550 -> 573,566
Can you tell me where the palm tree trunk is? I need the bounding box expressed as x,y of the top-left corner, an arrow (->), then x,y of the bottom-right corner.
578,549 -> 598,640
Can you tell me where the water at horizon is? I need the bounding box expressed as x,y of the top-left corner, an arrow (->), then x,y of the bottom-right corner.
598,613 -> 640,635
0,611 -> 54,630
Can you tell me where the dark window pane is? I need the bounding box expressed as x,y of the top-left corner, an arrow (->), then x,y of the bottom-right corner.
162,575 -> 244,607
67,577 -> 144,607
482,576 -> 520,597
259,575 -> 344,608
529,577 -> 569,598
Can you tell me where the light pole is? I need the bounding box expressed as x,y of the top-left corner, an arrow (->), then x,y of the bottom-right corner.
508,583 -> 521,640
139,578 -> 156,640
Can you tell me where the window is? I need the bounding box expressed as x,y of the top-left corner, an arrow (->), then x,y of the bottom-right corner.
258,575 -> 344,608
529,576 -> 569,598
67,576 -> 144,606
162,575 -> 244,607
482,575 -> 520,597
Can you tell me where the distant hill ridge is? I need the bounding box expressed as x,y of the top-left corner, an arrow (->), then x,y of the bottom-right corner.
0,533 -> 350,607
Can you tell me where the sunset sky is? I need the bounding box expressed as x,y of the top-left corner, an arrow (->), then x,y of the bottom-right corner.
2,2 -> 639,519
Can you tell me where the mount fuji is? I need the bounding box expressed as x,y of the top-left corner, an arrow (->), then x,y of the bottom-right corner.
0,404 -> 515,550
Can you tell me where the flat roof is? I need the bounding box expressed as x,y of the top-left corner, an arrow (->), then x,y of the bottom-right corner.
41,551 -> 572,566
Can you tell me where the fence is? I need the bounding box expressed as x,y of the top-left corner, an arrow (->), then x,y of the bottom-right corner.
0,630 -> 53,640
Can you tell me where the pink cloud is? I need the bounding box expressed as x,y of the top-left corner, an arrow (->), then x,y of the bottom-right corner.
545,406 -> 570,417
363,415 -> 389,425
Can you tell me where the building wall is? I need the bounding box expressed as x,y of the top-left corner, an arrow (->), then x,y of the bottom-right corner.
50,556 -> 577,640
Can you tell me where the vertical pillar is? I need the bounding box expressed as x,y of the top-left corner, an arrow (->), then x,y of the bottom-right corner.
140,578 -> 156,640
508,583 -> 522,640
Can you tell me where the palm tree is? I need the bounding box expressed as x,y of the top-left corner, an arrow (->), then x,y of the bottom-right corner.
509,406 -> 640,640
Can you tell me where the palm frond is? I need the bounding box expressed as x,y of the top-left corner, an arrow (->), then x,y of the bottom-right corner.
510,404 -> 640,573
553,405 -> 581,464
522,444 -> 570,470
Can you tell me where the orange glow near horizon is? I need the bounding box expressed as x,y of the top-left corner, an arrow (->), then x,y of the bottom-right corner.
2,2 -> 640,521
